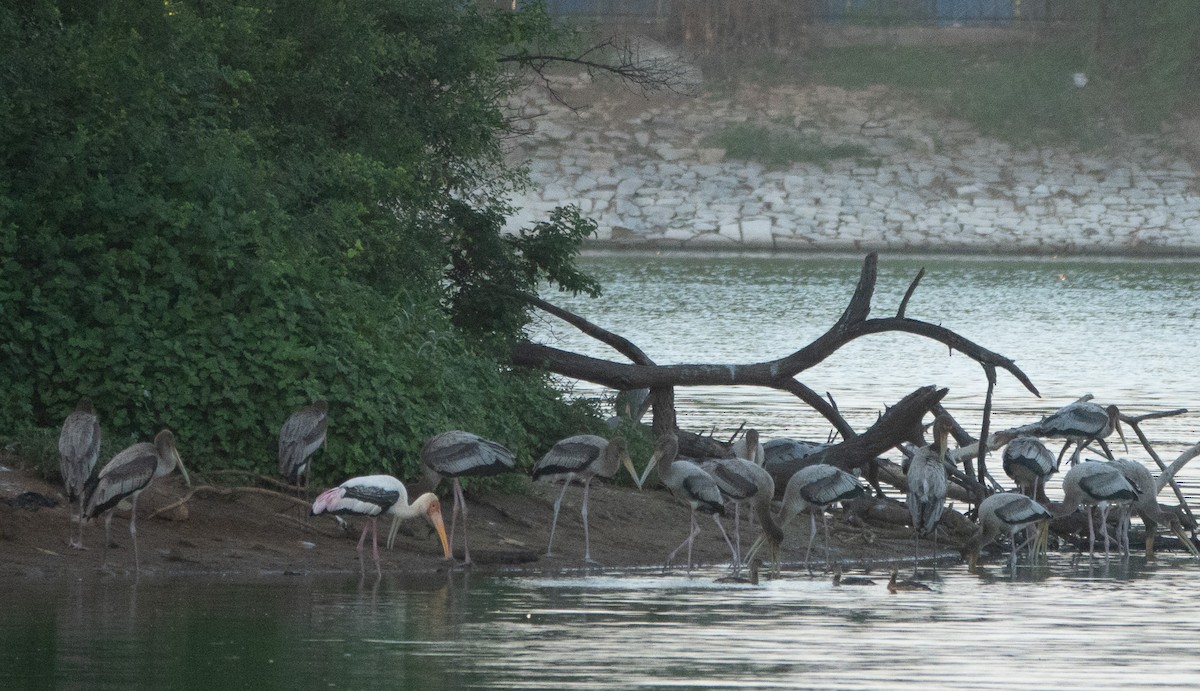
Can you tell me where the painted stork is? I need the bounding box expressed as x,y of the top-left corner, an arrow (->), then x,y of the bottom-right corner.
59,398 -> 101,549
730,429 -> 765,468
1002,436 -> 1056,502
905,415 -> 951,568
311,475 -> 450,576
961,492 -> 1052,573
82,429 -> 190,572
420,430 -> 515,566
532,435 -> 640,563
746,462 -> 865,576
762,437 -> 828,475
638,432 -> 733,574
887,568 -> 932,592
1018,399 -> 1126,467
1108,458 -> 1199,559
698,456 -> 775,571
1054,459 -> 1138,558
278,400 -> 328,488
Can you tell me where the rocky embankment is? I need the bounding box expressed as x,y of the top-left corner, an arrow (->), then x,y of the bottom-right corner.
502,75 -> 1200,254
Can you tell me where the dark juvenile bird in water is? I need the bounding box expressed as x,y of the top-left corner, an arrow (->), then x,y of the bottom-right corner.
59,397 -> 101,549
887,568 -> 932,593
832,564 -> 876,586
278,400 -> 328,488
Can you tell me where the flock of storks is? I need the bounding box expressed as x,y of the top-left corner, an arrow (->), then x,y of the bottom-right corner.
55,395 -> 1199,579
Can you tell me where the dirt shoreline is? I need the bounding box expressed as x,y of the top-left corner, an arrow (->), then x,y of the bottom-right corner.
0,466 -> 933,580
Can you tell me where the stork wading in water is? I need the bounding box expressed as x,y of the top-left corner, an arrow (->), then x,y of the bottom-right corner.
278,400 -> 328,490
905,415 -> 951,570
82,429 -> 190,572
699,456 -> 775,572
59,398 -> 101,549
961,493 -> 1052,573
638,433 -> 735,574
532,435 -> 641,563
420,430 -> 515,566
1054,460 -> 1139,559
1107,458 -> 1199,559
745,462 -> 865,576
1002,436 -> 1056,502
311,475 -> 450,577
1017,399 -> 1126,467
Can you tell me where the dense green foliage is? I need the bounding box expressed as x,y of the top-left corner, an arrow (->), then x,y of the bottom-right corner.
0,0 -> 606,483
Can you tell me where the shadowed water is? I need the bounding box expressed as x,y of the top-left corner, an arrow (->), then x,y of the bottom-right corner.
3,557 -> 1199,689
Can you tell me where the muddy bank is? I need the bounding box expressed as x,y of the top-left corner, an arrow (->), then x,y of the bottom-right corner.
0,466 -> 936,580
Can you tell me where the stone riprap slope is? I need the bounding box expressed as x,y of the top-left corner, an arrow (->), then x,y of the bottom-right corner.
502,76 -> 1200,254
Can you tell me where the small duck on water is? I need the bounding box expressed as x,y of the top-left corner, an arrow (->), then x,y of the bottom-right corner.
715,558 -> 763,585
887,568 -> 932,593
832,564 -> 876,586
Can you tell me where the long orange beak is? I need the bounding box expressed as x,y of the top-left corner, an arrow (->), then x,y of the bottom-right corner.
428,502 -> 451,559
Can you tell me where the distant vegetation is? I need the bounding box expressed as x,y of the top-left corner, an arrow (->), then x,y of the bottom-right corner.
696,3 -> 1200,148
704,123 -> 870,168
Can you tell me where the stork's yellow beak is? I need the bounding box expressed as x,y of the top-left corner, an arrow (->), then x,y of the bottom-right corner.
428,501 -> 451,560
622,453 -> 642,490
177,457 -> 192,488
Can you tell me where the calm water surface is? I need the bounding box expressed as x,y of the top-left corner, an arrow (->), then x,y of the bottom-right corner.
5,255 -> 1200,688
4,559 -> 1200,689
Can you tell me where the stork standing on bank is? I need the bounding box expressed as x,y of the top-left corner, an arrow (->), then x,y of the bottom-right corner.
638,433 -> 734,574
730,429 -> 765,468
961,492 -> 1052,573
1002,436 -> 1056,502
1054,459 -> 1138,559
533,435 -> 641,563
905,415 -> 951,569
59,398 -> 101,549
278,400 -> 328,489
420,430 -> 515,566
1108,458 -> 1199,559
82,429 -> 190,572
1017,399 -> 1126,467
699,456 -> 775,572
746,462 -> 865,576
311,475 -> 450,577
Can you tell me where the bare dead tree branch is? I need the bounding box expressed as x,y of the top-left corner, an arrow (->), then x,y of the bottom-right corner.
897,267 -> 925,319
513,253 -> 1040,498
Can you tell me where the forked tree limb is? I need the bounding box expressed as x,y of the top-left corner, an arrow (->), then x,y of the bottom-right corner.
515,253 -> 1039,486
515,253 -> 1039,397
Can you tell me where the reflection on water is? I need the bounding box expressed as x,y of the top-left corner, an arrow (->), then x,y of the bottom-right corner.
532,253 -> 1200,502
4,557 -> 1200,689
